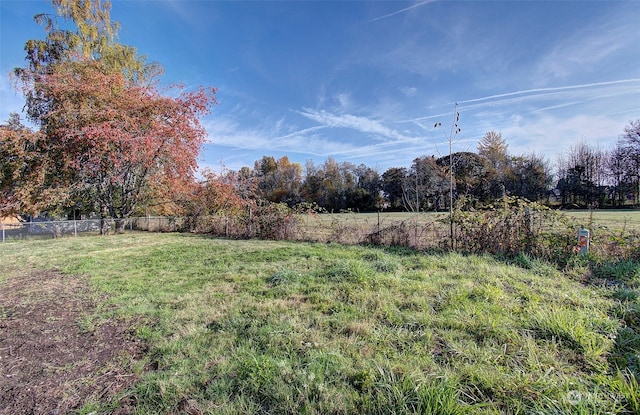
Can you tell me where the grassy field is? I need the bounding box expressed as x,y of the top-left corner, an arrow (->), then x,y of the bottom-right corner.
306,209 -> 640,231
1,233 -> 638,414
296,209 -> 640,251
559,210 -> 640,232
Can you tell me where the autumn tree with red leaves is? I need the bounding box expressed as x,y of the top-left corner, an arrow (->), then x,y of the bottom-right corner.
35,61 -> 216,232
11,0 -> 217,233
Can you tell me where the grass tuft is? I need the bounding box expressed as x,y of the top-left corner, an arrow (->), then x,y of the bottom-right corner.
316,259 -> 375,283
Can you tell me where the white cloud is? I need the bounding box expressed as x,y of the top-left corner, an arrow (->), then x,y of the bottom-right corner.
401,86 -> 418,98
536,7 -> 640,81
297,108 -> 414,142
502,114 -> 624,161
203,114 -> 358,157
336,93 -> 352,111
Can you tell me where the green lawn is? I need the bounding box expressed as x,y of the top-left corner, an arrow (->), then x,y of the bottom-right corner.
306,209 -> 640,230
560,209 -> 640,232
1,233 -> 638,414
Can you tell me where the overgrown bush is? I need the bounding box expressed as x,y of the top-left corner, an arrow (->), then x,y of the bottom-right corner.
450,197 -> 576,261
185,202 -> 300,240
252,202 -> 300,240
450,196 -> 640,267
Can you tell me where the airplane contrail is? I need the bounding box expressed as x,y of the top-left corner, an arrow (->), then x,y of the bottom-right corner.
457,79 -> 640,105
363,0 -> 437,24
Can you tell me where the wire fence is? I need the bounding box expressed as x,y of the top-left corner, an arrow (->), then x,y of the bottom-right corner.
0,214 -> 452,249
3,211 -> 637,261
0,217 -> 181,242
0,211 -> 554,253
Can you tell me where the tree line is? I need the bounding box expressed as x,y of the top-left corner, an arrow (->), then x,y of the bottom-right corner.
1,1 -> 638,235
207,124 -> 638,214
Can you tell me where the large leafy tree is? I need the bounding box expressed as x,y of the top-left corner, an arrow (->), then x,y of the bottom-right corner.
11,1 -> 217,232
15,0 -> 156,123
17,60 -> 216,232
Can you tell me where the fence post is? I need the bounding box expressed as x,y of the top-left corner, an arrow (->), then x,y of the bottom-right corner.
524,207 -> 531,251
2,223 -> 4,243
74,219 -> 77,237
578,228 -> 590,255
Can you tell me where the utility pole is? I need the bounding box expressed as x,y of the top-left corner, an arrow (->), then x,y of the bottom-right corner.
435,103 -> 461,249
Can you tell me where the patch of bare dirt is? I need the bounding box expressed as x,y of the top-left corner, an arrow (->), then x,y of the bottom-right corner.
0,270 -> 144,415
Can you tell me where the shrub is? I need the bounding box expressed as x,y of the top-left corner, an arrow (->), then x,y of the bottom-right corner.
252,202 -> 300,240
451,197 -> 577,261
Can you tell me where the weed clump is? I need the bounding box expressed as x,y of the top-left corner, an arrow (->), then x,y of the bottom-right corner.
316,260 -> 375,283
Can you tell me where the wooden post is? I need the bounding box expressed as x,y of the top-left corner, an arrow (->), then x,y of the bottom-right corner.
524,207 -> 531,251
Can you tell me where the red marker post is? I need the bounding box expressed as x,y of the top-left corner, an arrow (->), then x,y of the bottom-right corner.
578,229 -> 590,255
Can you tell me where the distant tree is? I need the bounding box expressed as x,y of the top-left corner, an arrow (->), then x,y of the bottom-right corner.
556,141 -> 607,207
477,131 -> 508,170
254,156 -> 303,205
436,152 -> 488,203
352,164 -> 381,210
607,144 -> 633,207
381,167 -> 407,210
322,157 -> 357,211
300,157 -> 373,211
477,131 -> 509,199
301,160 -> 326,207
504,153 -> 553,202
402,156 -> 448,212
619,119 -> 640,205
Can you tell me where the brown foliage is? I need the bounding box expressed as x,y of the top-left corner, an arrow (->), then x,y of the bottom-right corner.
0,117 -> 44,215
182,170 -> 255,233
14,60 -> 217,227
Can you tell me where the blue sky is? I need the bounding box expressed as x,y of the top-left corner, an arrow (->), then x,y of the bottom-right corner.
1,0 -> 639,174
